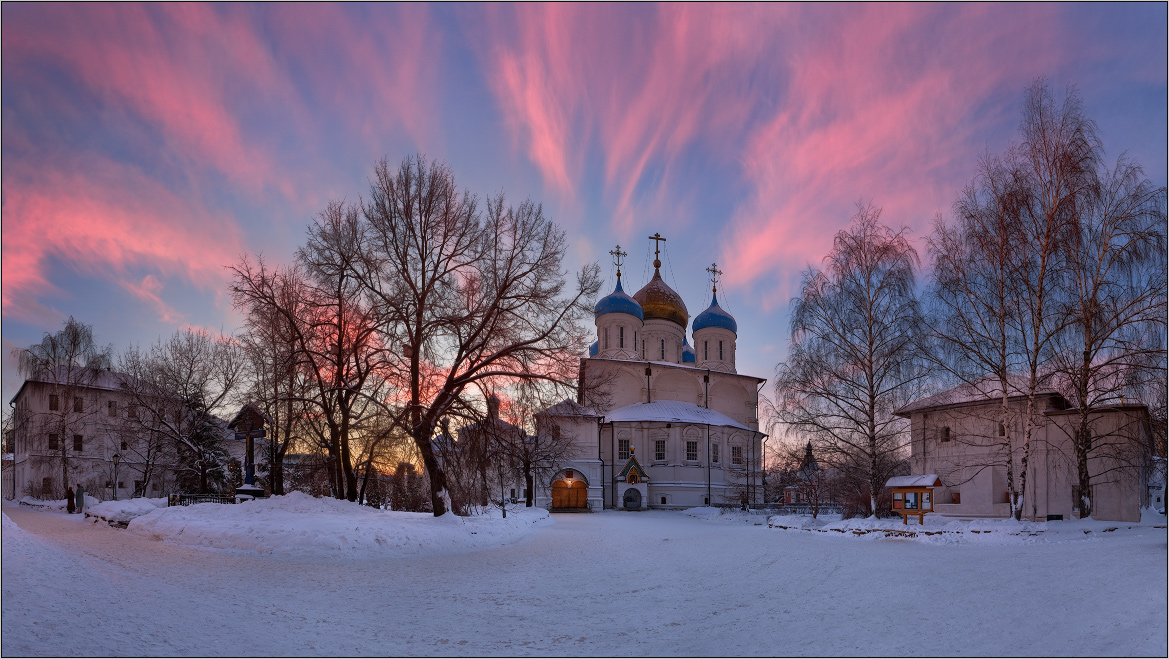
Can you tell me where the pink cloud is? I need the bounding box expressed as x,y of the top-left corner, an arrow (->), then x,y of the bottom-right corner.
1,154 -> 244,323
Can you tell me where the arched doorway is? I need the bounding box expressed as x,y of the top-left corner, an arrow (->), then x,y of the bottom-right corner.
623,487 -> 642,509
551,479 -> 588,509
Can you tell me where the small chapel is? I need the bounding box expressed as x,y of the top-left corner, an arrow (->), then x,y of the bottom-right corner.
534,234 -> 767,510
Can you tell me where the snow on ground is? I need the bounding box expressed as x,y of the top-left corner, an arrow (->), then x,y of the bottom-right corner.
125,491 -> 551,556
3,502 -> 1166,657
84,497 -> 167,525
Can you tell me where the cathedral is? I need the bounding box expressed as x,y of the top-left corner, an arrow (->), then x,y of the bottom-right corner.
534,235 -> 766,510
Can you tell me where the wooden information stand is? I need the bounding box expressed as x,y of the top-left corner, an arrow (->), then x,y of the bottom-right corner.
886,475 -> 942,525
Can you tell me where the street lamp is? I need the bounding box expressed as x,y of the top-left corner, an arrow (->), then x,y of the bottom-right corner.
111,452 -> 120,501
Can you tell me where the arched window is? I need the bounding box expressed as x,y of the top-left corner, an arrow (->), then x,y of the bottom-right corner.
704,341 -> 708,361
604,327 -> 609,349
634,331 -> 638,352
620,326 -> 625,348
719,340 -> 723,361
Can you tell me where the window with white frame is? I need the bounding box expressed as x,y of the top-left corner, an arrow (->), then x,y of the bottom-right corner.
654,439 -> 666,461
618,438 -> 630,460
731,445 -> 743,465
712,443 -> 719,463
686,440 -> 698,462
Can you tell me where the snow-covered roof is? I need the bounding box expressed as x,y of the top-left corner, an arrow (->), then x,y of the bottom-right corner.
895,375 -> 1063,417
885,475 -> 942,488
538,399 -> 600,418
604,400 -> 757,433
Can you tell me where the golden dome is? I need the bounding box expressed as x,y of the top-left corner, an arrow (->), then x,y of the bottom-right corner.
633,269 -> 689,328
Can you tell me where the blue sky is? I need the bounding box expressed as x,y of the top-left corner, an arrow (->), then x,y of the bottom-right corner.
3,3 -> 1165,405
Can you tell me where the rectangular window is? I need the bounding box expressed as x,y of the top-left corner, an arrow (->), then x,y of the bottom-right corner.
941,427 -> 951,442
565,469 -> 574,479
731,445 -> 743,465
49,394 -> 59,411
134,480 -> 145,497
117,481 -> 125,489
719,340 -> 723,361
655,439 -> 666,461
73,435 -> 83,452
660,339 -> 665,360
619,326 -> 624,349
712,444 -> 719,463
641,340 -> 645,358
510,488 -> 516,498
74,397 -> 83,413
1085,429 -> 1093,451
686,440 -> 698,462
634,332 -> 638,352
48,433 -> 59,450
618,439 -> 630,460
108,400 -> 117,417
704,341 -> 708,361
604,327 -> 609,349
42,477 -> 53,497
121,440 -> 128,451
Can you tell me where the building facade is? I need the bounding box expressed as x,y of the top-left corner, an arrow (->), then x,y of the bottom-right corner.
7,367 -> 243,501
895,380 -> 1154,522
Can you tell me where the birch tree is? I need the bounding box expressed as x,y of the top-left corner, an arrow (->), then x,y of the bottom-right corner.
775,203 -> 928,516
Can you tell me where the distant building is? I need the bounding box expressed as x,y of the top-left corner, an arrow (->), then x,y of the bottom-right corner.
7,366 -> 244,501
895,378 -> 1155,522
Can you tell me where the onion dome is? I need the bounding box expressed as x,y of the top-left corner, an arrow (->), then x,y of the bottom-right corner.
589,340 -> 599,357
633,270 -> 688,328
692,292 -> 737,334
682,337 -> 696,363
593,277 -> 644,320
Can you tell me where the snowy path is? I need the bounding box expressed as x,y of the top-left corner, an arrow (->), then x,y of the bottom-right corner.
3,502 -> 1166,656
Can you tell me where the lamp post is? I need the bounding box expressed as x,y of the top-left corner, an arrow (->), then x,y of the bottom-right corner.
111,452 -> 120,501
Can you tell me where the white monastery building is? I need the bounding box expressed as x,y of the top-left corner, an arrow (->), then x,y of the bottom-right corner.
534,237 -> 766,511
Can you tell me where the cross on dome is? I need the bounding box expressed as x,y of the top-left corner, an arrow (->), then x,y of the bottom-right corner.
609,244 -> 627,279
706,262 -> 723,294
648,232 -> 666,269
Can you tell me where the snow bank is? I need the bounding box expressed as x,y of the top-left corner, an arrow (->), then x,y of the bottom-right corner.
85,497 -> 167,524
126,491 -> 552,557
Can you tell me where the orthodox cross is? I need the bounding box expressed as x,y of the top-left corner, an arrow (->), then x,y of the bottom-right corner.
648,232 -> 666,269
706,262 -> 723,293
609,244 -> 627,279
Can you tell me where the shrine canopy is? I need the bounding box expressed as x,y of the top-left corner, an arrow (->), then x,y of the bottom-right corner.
886,475 -> 942,488
603,400 -> 756,432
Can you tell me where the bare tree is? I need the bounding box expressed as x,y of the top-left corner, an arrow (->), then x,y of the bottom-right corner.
1050,149 -> 1167,517
13,317 -> 113,498
118,329 -> 244,494
929,79 -> 1135,519
343,155 -> 600,516
775,203 -> 926,516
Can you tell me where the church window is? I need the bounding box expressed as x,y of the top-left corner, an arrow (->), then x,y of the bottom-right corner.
1085,428 -> 1093,451
620,326 -> 624,349
719,340 -> 723,361
660,339 -> 665,361
712,443 -> 719,463
108,400 -> 117,417
48,433 -> 59,450
941,427 -> 951,442
661,496 -> 667,505
641,339 -> 645,358
618,439 -> 630,460
686,440 -> 698,462
74,397 -> 83,413
73,435 -> 83,452
565,469 -> 574,479
704,341 -> 708,361
731,445 -> 743,465
604,327 -> 609,349
49,394 -> 59,411
655,440 -> 666,461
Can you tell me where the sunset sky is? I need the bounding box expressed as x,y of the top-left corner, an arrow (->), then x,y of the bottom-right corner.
2,4 -> 1166,406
